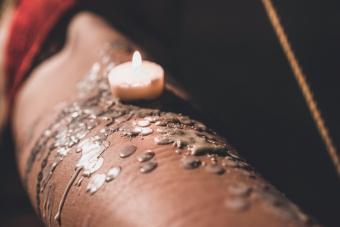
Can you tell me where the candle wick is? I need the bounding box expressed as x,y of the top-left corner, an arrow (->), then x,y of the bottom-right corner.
132,51 -> 142,69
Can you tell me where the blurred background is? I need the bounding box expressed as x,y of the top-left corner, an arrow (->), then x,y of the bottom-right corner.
1,0 -> 340,226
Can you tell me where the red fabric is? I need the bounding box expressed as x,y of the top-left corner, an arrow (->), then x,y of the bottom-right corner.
5,0 -> 77,102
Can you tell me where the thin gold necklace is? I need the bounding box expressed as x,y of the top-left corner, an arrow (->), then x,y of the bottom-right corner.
261,0 -> 340,177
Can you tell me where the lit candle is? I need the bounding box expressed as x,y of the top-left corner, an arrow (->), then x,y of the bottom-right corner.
108,51 -> 164,101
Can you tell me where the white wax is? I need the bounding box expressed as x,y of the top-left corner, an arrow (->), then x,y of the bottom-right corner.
108,52 -> 164,101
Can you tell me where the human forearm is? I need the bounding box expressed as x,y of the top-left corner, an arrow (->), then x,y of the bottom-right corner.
13,12 -> 318,227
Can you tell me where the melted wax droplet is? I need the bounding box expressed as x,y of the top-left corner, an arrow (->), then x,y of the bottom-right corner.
181,156 -> 201,169
86,174 -> 106,194
119,145 -> 137,158
140,127 -> 153,136
140,161 -> 158,173
136,120 -> 151,127
228,183 -> 252,197
106,166 -> 122,182
225,197 -> 250,212
137,150 -> 155,162
205,164 -> 225,175
82,157 -> 104,177
154,136 -> 173,145
144,116 -> 159,123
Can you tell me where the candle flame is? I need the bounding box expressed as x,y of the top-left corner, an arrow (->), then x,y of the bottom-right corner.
132,51 -> 142,68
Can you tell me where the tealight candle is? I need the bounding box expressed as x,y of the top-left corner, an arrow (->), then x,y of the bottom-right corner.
108,51 -> 164,101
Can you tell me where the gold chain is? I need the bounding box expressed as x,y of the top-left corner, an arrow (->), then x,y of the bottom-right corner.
261,0 -> 340,177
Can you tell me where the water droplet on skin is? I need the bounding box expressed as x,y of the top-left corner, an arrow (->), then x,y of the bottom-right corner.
224,197 -> 250,212
77,139 -> 91,151
74,127 -> 89,140
180,117 -> 194,125
201,161 -> 207,167
170,129 -> 184,135
140,127 -> 153,136
136,120 -> 151,127
100,116 -> 111,122
222,158 -> 238,168
76,142 -> 105,175
102,99 -> 115,110
110,111 -> 124,119
236,169 -> 252,177
119,145 -> 137,158
57,147 -> 70,157
180,156 -> 201,169
82,157 -> 104,177
137,150 -> 155,162
82,142 -> 104,156
236,161 -> 250,169
174,139 -> 189,148
86,174 -> 106,194
93,133 -> 107,142
156,128 -> 168,134
100,128 -> 111,136
124,129 -> 140,137
106,166 -> 121,182
140,161 -> 158,173
132,127 -> 142,134
67,136 -> 80,147
43,130 -> 52,137
132,127 -> 154,136
190,144 -> 226,156
228,183 -> 252,197
154,136 -> 173,145
205,164 -> 225,175
71,111 -> 80,119
175,149 -> 182,155
86,119 -> 98,130
195,123 -> 207,131
210,156 -> 218,164
228,151 -> 241,160
78,139 -> 104,156
144,116 -> 159,123
90,62 -> 101,75
296,211 -> 310,223
155,121 -> 167,126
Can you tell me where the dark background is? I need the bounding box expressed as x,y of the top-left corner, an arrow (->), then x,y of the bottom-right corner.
1,0 -> 340,226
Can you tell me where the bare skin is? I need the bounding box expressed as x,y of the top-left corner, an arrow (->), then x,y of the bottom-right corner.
11,12 -> 317,227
